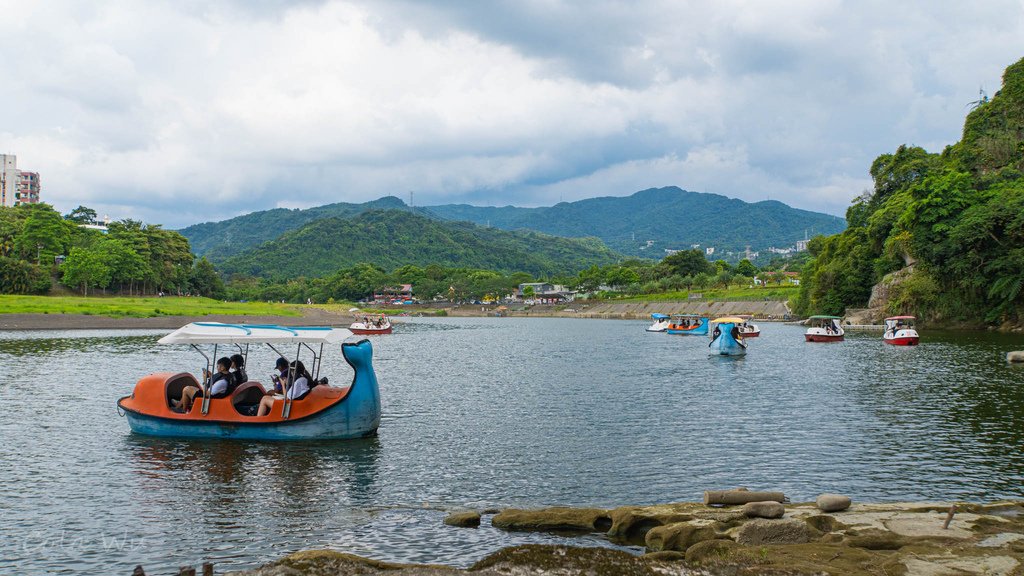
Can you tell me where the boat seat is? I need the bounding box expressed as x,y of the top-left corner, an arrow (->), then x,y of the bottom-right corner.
165,372 -> 200,409
232,382 -> 267,415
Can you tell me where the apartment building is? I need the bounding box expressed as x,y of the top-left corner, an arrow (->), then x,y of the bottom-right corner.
0,154 -> 42,207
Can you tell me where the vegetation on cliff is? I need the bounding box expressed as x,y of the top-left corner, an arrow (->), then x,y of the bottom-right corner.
795,56 -> 1024,324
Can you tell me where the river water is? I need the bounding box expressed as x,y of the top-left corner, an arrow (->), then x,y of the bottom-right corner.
1,317 -> 1023,574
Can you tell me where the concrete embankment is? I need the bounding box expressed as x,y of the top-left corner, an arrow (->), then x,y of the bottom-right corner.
446,300 -> 792,320
224,499 -> 1024,576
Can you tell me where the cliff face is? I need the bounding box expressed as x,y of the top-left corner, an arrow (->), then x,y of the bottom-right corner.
843,265 -> 914,325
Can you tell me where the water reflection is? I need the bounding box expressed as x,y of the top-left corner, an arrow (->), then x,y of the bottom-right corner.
126,435 -> 383,505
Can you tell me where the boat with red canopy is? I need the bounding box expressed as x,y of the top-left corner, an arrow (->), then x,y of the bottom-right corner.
883,316 -> 920,346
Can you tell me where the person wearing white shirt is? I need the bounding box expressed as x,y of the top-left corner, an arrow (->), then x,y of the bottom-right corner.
256,360 -> 314,416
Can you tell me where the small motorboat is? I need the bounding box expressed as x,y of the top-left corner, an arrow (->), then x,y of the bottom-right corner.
738,315 -> 761,338
666,314 -> 709,335
646,313 -> 670,332
708,317 -> 747,356
350,314 -> 393,335
117,323 -> 381,440
805,315 -> 844,342
884,316 -> 920,346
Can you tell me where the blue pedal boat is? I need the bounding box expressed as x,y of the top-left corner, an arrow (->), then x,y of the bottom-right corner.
666,314 -> 709,335
708,316 -> 748,356
117,323 -> 381,440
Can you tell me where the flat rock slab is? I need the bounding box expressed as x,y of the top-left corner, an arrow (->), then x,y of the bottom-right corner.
903,555 -> 1019,576
735,518 -> 818,545
885,513 -> 977,539
978,533 -> 1024,548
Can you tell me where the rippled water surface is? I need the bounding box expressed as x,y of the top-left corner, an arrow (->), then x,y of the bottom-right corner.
2,318 -> 1023,574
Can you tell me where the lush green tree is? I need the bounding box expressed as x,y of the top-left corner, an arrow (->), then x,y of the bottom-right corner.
735,258 -> 757,278
692,272 -> 712,290
64,205 -> 98,224
658,249 -> 711,278
190,257 -> 226,299
61,246 -> 112,296
13,204 -> 70,265
714,270 -> 734,289
0,257 -> 51,294
105,238 -> 148,295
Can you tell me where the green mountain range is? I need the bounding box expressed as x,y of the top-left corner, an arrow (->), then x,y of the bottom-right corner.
424,186 -> 846,256
180,187 -> 844,265
217,210 -> 620,279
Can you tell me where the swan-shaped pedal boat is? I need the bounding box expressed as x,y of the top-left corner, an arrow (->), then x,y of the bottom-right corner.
708,317 -> 748,356
117,323 -> 381,440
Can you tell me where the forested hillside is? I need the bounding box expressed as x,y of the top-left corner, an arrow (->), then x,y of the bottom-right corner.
427,187 -> 845,256
181,188 -> 844,262
180,195 -> 407,262
218,210 -> 621,279
794,56 -> 1024,325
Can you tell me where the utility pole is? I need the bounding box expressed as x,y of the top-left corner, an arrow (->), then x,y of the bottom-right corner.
409,191 -> 414,207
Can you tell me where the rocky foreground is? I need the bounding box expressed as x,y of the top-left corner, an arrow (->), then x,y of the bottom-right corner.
224,497 -> 1024,576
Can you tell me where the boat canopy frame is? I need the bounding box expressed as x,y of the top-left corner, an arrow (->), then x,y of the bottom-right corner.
158,323 -> 351,418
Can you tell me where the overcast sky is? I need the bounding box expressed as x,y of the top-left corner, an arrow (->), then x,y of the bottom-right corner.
1,1 -> 1022,227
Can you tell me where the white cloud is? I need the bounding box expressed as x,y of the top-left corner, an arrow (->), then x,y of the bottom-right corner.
0,0 -> 1022,226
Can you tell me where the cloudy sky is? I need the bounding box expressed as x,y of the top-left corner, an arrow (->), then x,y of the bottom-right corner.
1,1 -> 1022,227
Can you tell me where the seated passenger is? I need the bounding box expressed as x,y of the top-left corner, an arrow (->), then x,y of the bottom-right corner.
229,353 -> 248,391
173,356 -> 232,412
270,357 -> 289,394
256,360 -> 314,416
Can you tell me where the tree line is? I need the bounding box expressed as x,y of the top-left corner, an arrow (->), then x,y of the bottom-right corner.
0,203 -> 224,298
225,250 -> 802,304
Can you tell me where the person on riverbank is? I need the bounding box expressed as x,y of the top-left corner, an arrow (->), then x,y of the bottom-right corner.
257,360 -> 313,416
173,356 -> 232,412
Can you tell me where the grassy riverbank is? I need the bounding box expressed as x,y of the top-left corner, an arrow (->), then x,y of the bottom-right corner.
613,285 -> 799,302
0,295 -> 300,318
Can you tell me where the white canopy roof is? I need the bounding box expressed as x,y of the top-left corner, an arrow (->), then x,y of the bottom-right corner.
157,322 -> 352,345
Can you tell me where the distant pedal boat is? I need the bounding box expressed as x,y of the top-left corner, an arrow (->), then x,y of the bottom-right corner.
737,315 -> 761,338
883,316 -> 920,346
117,323 -> 381,440
666,314 -> 709,335
646,313 -> 670,332
805,315 -> 844,342
349,314 -> 393,335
